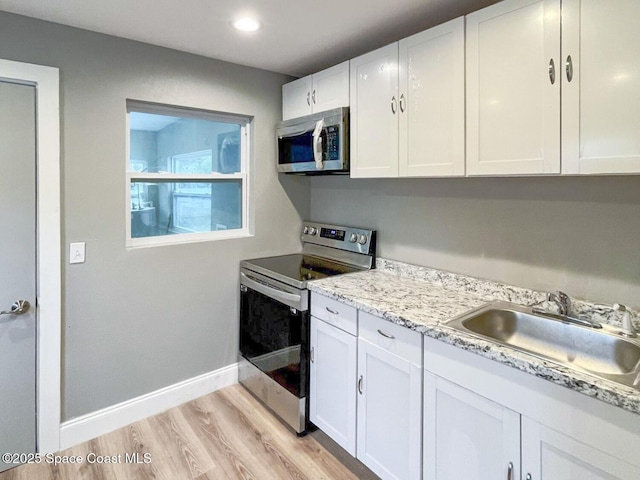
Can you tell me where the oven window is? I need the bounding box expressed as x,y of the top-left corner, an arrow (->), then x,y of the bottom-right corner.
239,287 -> 308,398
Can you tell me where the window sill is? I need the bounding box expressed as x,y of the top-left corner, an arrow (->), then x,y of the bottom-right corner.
126,227 -> 252,249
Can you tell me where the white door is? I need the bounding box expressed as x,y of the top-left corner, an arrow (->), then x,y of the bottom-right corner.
350,43 -> 400,178
309,316 -> 357,455
423,372 -> 521,480
466,0 -> 561,175
399,17 -> 465,177
0,80 -> 37,472
357,338 -> 422,480
562,0 -> 640,174
521,417 -> 640,479
312,61 -> 350,113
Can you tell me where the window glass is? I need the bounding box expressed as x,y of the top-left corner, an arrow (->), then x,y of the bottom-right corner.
127,103 -> 248,245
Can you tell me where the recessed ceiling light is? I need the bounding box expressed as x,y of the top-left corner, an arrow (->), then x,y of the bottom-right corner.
232,17 -> 262,32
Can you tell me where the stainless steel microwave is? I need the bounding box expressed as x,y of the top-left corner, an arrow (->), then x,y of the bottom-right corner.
276,107 -> 349,174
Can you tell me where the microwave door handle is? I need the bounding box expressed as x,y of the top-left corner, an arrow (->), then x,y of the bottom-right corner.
312,118 -> 325,170
240,272 -> 302,306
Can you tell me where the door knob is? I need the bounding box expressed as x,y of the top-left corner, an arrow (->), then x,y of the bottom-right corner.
0,300 -> 30,316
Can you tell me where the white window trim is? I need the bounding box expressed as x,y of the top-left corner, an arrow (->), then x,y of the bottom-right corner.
125,103 -> 252,248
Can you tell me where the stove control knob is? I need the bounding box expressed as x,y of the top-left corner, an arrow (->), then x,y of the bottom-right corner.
309,227 -> 318,235
349,233 -> 358,243
357,234 -> 368,245
303,225 -> 310,235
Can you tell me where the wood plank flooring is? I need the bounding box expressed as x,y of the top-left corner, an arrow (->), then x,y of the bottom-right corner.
1,385 -> 365,480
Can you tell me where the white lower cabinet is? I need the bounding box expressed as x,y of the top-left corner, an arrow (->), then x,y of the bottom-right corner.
521,418 -> 640,480
309,293 -> 423,479
423,372 -> 520,480
309,315 -> 357,455
423,337 -> 640,480
357,335 -> 422,480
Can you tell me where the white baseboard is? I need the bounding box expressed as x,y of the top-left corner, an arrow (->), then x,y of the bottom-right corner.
60,363 -> 238,450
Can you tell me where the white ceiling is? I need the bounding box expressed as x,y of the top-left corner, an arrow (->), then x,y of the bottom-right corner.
0,0 -> 500,77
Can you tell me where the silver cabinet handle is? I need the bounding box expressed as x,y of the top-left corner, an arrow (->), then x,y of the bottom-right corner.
326,307 -> 339,315
391,96 -> 397,114
377,329 -> 395,339
306,91 -> 311,106
0,299 -> 30,316
312,89 -> 316,104
399,93 -> 406,113
507,462 -> 513,480
526,474 -> 532,480
548,58 -> 556,85
358,375 -> 363,394
565,55 -> 573,82
310,347 -> 314,363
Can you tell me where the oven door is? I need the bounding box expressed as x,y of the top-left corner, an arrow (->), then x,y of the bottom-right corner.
239,270 -> 309,399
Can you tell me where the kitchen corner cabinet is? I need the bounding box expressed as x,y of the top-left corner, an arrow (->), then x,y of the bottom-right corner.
423,337 -> 640,480
282,61 -> 349,121
562,0 -> 640,174
350,17 -> 465,178
466,0 -> 561,176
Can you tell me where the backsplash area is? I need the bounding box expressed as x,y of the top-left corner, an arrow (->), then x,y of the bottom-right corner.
311,175 -> 640,308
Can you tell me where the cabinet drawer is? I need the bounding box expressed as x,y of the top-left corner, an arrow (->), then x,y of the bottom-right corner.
311,293 -> 357,336
359,311 -> 422,365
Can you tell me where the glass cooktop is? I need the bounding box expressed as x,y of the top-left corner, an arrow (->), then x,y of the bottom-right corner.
241,253 -> 362,289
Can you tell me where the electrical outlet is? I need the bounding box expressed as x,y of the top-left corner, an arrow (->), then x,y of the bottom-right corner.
69,242 -> 85,264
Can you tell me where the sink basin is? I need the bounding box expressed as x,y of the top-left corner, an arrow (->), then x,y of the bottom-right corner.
446,302 -> 640,389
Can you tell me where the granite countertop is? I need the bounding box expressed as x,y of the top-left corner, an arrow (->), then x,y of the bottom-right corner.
307,258 -> 640,416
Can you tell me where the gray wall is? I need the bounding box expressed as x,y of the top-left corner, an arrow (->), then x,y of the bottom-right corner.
311,175 -> 640,306
0,12 -> 310,420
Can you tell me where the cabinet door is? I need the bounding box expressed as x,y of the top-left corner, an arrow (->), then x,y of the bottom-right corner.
357,338 -> 421,480
423,372 -> 520,480
521,417 -> 640,479
312,61 -> 349,113
466,0 -> 560,175
350,43 -> 399,178
399,17 -> 465,177
282,75 -> 312,120
562,0 -> 640,174
310,316 -> 357,455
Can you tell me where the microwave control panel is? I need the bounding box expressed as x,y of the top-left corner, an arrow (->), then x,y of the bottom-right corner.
325,125 -> 340,161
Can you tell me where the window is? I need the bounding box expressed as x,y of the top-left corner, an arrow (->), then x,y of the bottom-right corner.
126,101 -> 251,246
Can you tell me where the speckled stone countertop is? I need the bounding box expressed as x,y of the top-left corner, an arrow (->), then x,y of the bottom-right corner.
307,258 -> 640,416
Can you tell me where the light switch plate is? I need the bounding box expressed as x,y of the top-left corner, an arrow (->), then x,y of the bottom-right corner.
69,242 -> 86,264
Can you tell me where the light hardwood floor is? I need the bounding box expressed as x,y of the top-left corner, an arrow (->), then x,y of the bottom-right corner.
1,385 -> 365,480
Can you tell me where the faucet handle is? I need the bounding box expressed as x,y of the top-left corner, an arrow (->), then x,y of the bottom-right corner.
547,291 -> 572,316
614,303 -> 636,338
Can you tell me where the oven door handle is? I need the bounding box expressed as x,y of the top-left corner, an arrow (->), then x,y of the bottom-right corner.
240,271 -> 303,306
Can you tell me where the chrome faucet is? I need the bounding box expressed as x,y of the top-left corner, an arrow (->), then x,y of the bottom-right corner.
548,291 -> 572,316
613,303 -> 637,338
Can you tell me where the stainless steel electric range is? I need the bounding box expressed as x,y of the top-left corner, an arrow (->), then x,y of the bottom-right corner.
239,221 -> 376,434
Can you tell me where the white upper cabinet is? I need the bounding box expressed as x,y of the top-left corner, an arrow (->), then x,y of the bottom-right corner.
351,18 -> 465,178
399,17 -> 465,177
350,43 -> 400,178
562,0 -> 640,174
282,61 -> 349,121
466,0 -> 561,175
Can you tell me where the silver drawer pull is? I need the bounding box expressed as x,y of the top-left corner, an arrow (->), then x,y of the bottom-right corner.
507,462 -> 513,480
326,307 -> 339,315
358,375 -> 363,394
310,347 -> 314,363
377,329 -> 395,339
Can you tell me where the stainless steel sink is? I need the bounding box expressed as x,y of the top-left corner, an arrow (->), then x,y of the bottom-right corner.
446,301 -> 640,389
